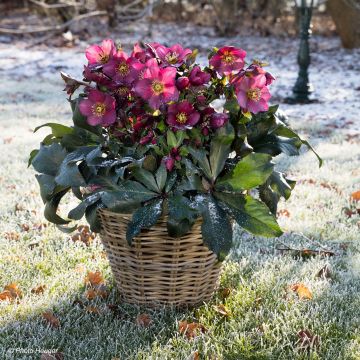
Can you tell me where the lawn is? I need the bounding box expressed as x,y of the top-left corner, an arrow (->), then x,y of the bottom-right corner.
0,29 -> 359,359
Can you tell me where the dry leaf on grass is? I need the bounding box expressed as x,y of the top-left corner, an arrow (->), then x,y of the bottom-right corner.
277,209 -> 290,217
136,313 -> 152,327
212,304 -> 231,317
42,311 -> 60,328
4,232 -> 20,241
179,320 -> 207,339
86,305 -> 100,314
0,283 -> 22,301
31,285 -> 46,295
85,285 -> 109,300
350,190 -> 360,201
71,225 -> 96,245
40,352 -> 64,360
21,224 -> 30,231
219,287 -> 232,299
84,271 -> 104,287
290,283 -> 313,300
297,329 -> 320,350
187,351 -> 200,360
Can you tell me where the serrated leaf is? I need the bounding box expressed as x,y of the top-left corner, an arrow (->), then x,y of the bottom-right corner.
126,199 -> 163,244
155,164 -> 167,191
217,153 -> 274,190
101,180 -> 157,212
68,192 -> 102,220
44,188 -> 70,225
34,123 -> 74,138
215,192 -> 282,237
188,147 -> 212,180
167,195 -> 198,237
195,195 -> 232,261
133,168 -> 159,193
31,143 -> 67,176
209,122 -> 234,180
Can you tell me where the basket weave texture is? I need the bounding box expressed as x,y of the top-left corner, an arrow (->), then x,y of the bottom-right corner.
99,209 -> 222,307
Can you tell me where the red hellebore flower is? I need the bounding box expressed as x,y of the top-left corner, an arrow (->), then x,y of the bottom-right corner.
86,39 -> 117,65
156,44 -> 192,67
166,101 -> 200,130
176,76 -> 190,91
103,52 -> 140,85
200,107 -> 229,135
209,46 -> 246,76
79,89 -> 116,126
235,75 -> 271,114
163,148 -> 181,171
134,59 -> 179,109
188,66 -> 211,86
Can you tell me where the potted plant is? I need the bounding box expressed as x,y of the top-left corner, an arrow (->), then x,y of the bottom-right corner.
29,39 -> 321,307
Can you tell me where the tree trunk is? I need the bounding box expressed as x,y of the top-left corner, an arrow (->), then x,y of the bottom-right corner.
327,0 -> 360,48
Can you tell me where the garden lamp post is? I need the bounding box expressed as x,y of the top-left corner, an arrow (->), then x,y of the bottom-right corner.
288,0 -> 319,103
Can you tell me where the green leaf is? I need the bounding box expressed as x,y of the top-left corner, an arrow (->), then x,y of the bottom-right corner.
133,167 -> 159,193
68,192 -> 102,220
258,183 -> 279,215
55,162 -> 86,187
101,180 -> 157,212
188,147 -> 212,180
167,130 -> 177,148
217,153 -> 274,190
209,122 -> 234,180
31,143 -> 67,176
272,123 -> 322,167
126,199 -> 163,245
85,202 -> 104,232
44,188 -> 70,225
224,97 -> 240,113
195,195 -> 233,261
253,134 -> 301,157
164,171 -> 177,193
167,195 -> 198,237
215,192 -> 282,237
34,123 -> 74,138
56,224 -> 78,233
28,149 -> 39,167
155,164 -> 167,191
35,174 -> 56,203
175,130 -> 186,147
269,171 -> 295,200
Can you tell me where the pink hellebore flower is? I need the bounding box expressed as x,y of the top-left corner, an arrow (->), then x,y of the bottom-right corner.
235,75 -> 271,114
103,52 -> 140,85
209,46 -> 246,76
79,89 -> 116,126
188,66 -> 211,86
156,44 -> 192,67
85,39 -> 117,65
200,107 -> 229,135
163,148 -> 181,171
176,76 -> 190,90
134,60 -> 179,109
166,101 -> 200,130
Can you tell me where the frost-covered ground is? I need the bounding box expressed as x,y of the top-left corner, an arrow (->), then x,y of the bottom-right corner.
0,22 -> 359,359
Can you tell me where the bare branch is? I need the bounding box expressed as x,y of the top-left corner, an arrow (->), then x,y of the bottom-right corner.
0,10 -> 107,34
28,0 -> 84,9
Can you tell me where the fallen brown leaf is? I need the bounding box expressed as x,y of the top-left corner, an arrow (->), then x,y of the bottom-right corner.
179,320 -> 206,339
84,271 -> 104,287
187,351 -> 200,360
42,311 -> 60,328
297,329 -> 320,350
290,283 -> 312,300
219,287 -> 232,299
4,232 -> 20,241
31,285 -> 46,295
278,209 -> 290,217
15,203 -> 25,211
351,190 -> 360,202
4,283 -> 22,299
40,352 -> 64,360
86,305 -> 100,314
0,290 -> 13,301
136,313 -> 152,327
21,224 -> 30,232
212,304 -> 231,317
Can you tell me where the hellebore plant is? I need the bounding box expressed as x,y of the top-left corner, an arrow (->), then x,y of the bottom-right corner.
30,40 -> 322,260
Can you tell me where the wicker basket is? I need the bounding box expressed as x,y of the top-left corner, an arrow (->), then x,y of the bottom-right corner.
98,209 -> 222,307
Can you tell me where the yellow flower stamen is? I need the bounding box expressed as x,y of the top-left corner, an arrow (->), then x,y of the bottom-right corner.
246,88 -> 261,102
151,81 -> 164,95
165,52 -> 179,64
222,51 -> 235,64
117,62 -> 129,76
176,112 -> 187,124
92,103 -> 106,117
100,54 -> 109,64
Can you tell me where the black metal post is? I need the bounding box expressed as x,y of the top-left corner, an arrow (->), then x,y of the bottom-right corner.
286,1 -> 316,104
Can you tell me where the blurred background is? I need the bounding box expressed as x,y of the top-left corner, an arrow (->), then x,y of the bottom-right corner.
0,0 -> 359,48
